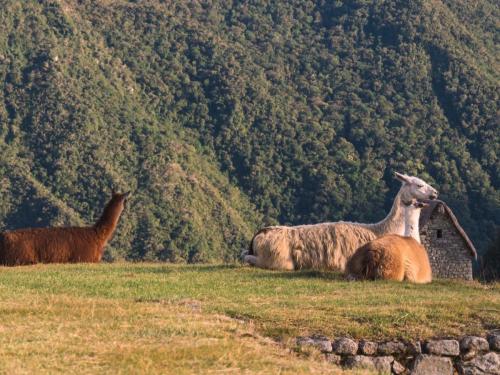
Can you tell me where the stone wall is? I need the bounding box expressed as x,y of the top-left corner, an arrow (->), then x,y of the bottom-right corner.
296,331 -> 500,374
420,211 -> 473,280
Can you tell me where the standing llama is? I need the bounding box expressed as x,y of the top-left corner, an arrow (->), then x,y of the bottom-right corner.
345,199 -> 432,283
0,191 -> 130,265
243,172 -> 437,271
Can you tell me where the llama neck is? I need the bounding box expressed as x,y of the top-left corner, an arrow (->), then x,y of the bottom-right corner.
365,189 -> 405,236
94,200 -> 124,243
404,206 -> 421,243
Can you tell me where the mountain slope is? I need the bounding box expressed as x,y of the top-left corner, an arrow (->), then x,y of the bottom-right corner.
0,0 -> 498,260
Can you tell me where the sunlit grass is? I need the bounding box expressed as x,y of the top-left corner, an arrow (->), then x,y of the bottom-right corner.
0,263 -> 498,373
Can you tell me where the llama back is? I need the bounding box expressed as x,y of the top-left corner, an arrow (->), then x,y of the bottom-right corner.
346,235 -> 406,281
0,227 -> 101,265
346,235 -> 432,283
291,222 -> 377,271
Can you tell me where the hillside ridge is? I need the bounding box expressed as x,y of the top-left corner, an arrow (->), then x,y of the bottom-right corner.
0,0 -> 498,261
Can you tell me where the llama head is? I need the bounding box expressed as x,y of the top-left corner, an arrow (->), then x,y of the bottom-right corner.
395,172 -> 438,204
110,191 -> 131,210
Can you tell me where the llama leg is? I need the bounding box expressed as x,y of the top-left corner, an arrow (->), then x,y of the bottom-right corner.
244,255 -> 258,266
345,273 -> 359,281
244,253 -> 294,270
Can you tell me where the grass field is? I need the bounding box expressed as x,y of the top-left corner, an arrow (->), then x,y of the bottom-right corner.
0,263 -> 498,374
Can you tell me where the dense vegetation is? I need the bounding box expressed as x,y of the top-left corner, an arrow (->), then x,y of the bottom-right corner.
0,0 -> 498,265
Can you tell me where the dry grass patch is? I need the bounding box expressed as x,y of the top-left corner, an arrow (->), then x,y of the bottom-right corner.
0,288 -> 358,374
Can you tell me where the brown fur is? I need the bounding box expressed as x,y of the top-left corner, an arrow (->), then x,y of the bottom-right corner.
346,235 -> 432,283
0,192 -> 129,266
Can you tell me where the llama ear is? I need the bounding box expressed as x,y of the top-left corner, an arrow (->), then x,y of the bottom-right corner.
123,191 -> 131,198
394,172 -> 410,183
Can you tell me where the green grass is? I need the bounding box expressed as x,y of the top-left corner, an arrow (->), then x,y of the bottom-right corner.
0,263 -> 498,374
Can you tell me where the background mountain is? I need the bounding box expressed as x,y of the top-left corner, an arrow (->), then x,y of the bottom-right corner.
0,0 -> 498,266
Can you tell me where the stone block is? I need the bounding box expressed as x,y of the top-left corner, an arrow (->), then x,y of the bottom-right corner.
410,354 -> 454,375
359,340 -> 378,356
344,355 -> 393,374
423,339 -> 460,356
488,331 -> 500,352
461,336 -> 490,360
296,335 -> 332,353
457,352 -> 500,375
332,337 -> 358,355
378,340 -> 407,355
324,353 -> 342,365
392,359 -> 406,374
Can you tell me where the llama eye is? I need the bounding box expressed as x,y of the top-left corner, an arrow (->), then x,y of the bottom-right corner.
417,184 -> 424,188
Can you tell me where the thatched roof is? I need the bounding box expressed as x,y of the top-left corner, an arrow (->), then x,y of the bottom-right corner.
419,200 -> 477,259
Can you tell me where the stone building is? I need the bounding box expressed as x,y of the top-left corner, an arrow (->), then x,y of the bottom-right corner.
419,200 -> 476,280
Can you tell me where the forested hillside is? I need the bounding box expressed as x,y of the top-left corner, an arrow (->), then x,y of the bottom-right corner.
0,0 -> 498,263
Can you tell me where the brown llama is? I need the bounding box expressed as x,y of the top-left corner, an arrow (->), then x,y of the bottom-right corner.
0,191 -> 130,266
346,199 -> 432,283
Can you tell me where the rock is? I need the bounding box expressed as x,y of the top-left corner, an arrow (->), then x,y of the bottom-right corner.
461,336 -> 490,353
458,352 -> 500,375
407,341 -> 422,355
463,350 -> 479,361
359,340 -> 378,356
296,335 -> 332,353
344,355 -> 393,373
410,354 -> 454,375
423,339 -> 460,356
325,353 -> 342,365
461,336 -> 490,360
332,337 -> 358,355
488,331 -> 500,352
378,340 -> 407,355
392,359 -> 407,374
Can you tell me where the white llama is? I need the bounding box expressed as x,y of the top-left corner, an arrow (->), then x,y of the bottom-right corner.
243,172 -> 437,271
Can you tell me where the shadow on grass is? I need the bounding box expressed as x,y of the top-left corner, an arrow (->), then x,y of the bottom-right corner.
253,270 -> 345,281
126,263 -> 240,274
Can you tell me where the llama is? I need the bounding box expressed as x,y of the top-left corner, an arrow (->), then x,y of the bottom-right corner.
0,191 -> 130,265
345,199 -> 432,283
243,172 -> 437,271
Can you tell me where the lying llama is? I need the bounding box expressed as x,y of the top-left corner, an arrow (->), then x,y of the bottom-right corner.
0,191 -> 130,265
345,199 -> 432,283
243,172 -> 437,271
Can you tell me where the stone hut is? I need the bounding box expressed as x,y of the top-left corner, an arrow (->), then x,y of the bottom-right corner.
419,200 -> 477,280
